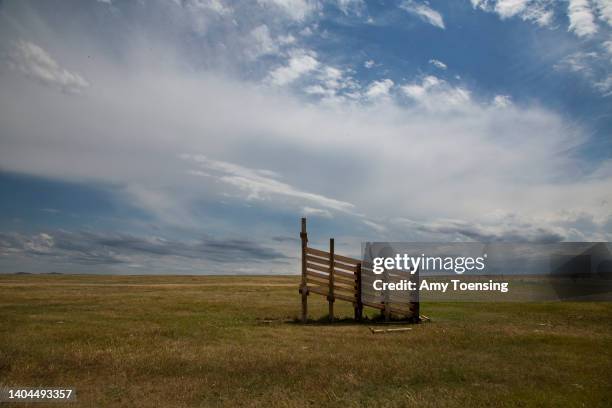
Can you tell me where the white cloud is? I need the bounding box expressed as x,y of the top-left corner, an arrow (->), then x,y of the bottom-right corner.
7,40 -> 89,94
494,0 -> 528,18
568,0 -> 598,37
205,0 -> 232,15
247,25 -> 295,59
2,60 -> 610,242
365,78 -> 394,99
257,0 -> 318,21
400,0 -> 445,29
470,0 -> 554,28
429,59 -> 447,70
493,94 -> 513,108
268,50 -> 319,85
594,0 -> 612,26
401,75 -> 471,110
184,0 -> 232,15
334,0 -> 364,15
248,25 -> 277,58
364,59 -> 375,69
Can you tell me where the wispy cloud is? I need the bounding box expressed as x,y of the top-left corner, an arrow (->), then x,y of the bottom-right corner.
429,59 -> 447,70
555,51 -> 612,96
182,155 -> 355,213
400,0 -> 445,29
7,40 -> 89,94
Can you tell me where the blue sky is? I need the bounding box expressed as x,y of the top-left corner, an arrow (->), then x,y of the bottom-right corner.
0,0 -> 610,274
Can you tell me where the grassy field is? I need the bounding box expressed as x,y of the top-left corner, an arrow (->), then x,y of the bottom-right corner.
0,274 -> 611,407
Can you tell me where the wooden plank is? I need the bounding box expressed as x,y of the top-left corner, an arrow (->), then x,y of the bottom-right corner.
306,275 -> 329,286
334,286 -> 355,299
307,283 -> 355,302
307,276 -> 354,292
361,300 -> 411,316
306,262 -> 330,274
334,292 -> 356,302
334,261 -> 358,273
333,269 -> 355,279
362,300 -> 384,310
333,279 -> 357,291
308,285 -> 329,297
305,247 -> 329,258
334,253 -> 361,265
334,281 -> 357,291
306,254 -> 329,266
306,269 -> 354,285
369,327 -> 412,334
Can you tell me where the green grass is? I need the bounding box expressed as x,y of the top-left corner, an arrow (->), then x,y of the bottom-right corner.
0,274 -> 611,407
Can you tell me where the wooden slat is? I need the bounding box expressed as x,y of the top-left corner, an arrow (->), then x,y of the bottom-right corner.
307,274 -> 354,290
307,283 -> 356,301
305,247 -> 329,258
306,278 -> 355,296
306,275 -> 328,286
331,273 -> 355,285
306,269 -> 354,285
308,285 -> 329,297
334,292 -> 356,302
308,280 -> 355,297
334,289 -> 356,299
361,300 -> 384,310
306,262 -> 330,274
334,253 -> 361,265
361,300 -> 412,315
306,254 -> 329,266
333,277 -> 356,288
333,269 -> 355,279
334,261 -> 358,273
332,281 -> 357,292
305,269 -> 328,279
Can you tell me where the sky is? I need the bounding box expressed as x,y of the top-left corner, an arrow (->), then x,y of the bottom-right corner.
0,0 -> 611,274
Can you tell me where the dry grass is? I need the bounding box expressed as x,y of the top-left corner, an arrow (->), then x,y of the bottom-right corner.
0,274 -> 611,407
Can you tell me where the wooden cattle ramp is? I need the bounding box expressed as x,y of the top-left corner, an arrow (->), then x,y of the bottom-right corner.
298,218 -> 419,323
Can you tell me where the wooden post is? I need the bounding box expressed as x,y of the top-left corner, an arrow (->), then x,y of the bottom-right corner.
412,267 -> 420,323
327,238 -> 335,322
299,218 -> 308,323
383,271 -> 390,322
354,262 -> 363,321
